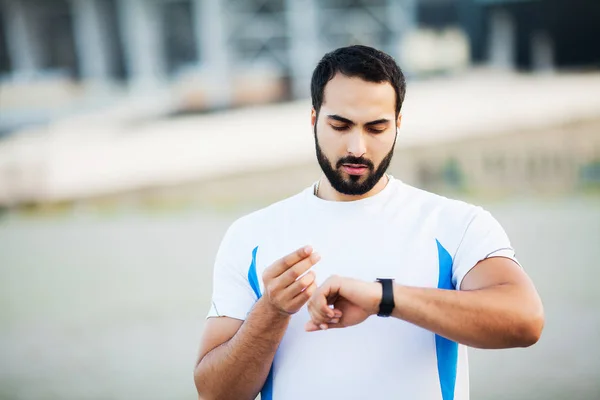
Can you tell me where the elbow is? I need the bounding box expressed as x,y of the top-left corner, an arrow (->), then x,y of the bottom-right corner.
515,307 -> 545,347
194,378 -> 211,400
194,364 -> 210,400
193,364 -> 234,400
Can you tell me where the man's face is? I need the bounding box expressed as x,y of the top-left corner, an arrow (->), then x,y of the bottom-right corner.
312,73 -> 401,196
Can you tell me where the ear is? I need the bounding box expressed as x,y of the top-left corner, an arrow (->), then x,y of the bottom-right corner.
311,108 -> 317,128
396,113 -> 402,132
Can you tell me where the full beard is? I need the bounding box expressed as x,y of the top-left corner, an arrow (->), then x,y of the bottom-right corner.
314,126 -> 396,196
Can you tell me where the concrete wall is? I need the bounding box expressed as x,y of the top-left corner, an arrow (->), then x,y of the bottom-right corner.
393,119 -> 600,196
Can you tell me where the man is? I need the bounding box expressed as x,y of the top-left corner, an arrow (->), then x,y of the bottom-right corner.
193,45 -> 544,400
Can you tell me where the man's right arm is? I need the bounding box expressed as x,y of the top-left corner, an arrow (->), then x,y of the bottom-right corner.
194,298 -> 290,400
194,246 -> 325,399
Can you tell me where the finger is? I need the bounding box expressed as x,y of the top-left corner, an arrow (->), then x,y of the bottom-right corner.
326,321 -> 345,329
305,320 -> 320,332
315,283 -> 337,319
284,270 -> 316,299
264,246 -> 312,280
304,320 -> 329,332
321,302 -> 335,319
323,322 -> 343,330
320,276 -> 343,317
305,320 -> 345,332
314,306 -> 342,320
307,287 -> 332,324
308,309 -> 342,325
287,282 -> 317,311
278,252 -> 321,287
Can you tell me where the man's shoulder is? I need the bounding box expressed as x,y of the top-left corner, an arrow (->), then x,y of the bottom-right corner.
399,182 -> 502,254
400,181 -> 479,219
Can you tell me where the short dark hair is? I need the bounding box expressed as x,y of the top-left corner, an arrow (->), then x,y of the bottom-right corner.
311,45 -> 406,118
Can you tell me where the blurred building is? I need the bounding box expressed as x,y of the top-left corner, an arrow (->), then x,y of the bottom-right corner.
465,0 -> 600,71
0,0 -> 599,136
0,0 -> 419,134
418,0 -> 600,71
0,0 -> 419,89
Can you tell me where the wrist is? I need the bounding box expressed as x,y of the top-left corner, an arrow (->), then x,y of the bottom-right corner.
374,278 -> 396,317
368,281 -> 383,316
257,296 -> 293,322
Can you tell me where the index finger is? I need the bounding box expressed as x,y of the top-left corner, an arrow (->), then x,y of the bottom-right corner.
264,245 -> 313,279
308,283 -> 336,321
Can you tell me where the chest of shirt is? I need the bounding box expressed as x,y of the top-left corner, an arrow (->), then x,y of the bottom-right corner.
254,211 -> 443,290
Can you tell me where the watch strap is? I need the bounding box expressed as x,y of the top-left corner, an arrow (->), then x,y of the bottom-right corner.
376,278 -> 395,317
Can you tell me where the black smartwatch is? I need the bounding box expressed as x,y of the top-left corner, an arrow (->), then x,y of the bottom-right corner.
376,278 -> 395,317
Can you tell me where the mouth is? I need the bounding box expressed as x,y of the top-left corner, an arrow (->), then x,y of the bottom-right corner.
341,164 -> 369,176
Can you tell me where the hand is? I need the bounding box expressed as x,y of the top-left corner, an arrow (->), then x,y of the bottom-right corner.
305,275 -> 381,332
261,246 -> 321,316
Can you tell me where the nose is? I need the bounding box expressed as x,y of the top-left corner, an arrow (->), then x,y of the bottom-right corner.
346,130 -> 367,158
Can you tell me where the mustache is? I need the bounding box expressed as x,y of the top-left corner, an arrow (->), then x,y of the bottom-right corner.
336,156 -> 374,169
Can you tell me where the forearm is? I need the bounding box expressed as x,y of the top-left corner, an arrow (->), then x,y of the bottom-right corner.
392,283 -> 544,349
194,297 -> 290,399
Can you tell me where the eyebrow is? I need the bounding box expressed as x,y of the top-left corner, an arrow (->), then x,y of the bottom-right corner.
326,114 -> 391,127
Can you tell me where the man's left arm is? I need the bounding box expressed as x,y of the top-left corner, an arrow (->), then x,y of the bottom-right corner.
389,256 -> 544,349
306,258 -> 544,349
306,207 -> 545,349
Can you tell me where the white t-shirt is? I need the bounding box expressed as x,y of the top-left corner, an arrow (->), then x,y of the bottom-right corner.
207,177 -> 518,400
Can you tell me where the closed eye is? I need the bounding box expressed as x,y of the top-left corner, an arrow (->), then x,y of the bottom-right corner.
330,124 -> 387,133
331,125 -> 350,131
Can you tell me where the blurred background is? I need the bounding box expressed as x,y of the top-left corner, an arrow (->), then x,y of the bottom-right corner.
0,0 -> 599,399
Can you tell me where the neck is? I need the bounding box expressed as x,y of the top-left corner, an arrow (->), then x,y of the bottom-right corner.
316,174 -> 390,202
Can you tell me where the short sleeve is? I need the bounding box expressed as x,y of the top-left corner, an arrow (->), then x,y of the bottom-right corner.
206,221 -> 259,320
452,208 -> 520,290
